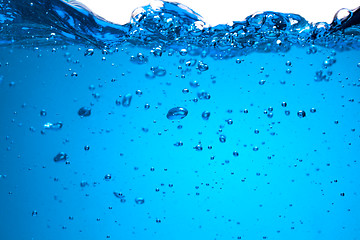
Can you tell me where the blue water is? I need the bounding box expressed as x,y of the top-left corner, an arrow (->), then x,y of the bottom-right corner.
1,1 -> 360,239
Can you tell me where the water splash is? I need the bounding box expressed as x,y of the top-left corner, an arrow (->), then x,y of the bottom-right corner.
0,0 -> 360,54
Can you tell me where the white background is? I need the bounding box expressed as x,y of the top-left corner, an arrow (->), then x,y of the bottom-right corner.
77,0 -> 359,26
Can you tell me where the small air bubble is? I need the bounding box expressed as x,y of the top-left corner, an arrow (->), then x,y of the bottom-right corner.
135,197 -> 145,204
40,109 -> 47,116
219,135 -> 226,143
259,79 -> 266,85
297,110 -> 306,118
179,49 -> 188,56
104,174 -> 112,181
78,107 -> 91,117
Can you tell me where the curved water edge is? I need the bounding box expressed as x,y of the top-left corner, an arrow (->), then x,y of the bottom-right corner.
0,0 -> 360,55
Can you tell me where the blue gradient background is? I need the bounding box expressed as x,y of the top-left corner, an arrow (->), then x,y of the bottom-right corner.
0,44 -> 359,239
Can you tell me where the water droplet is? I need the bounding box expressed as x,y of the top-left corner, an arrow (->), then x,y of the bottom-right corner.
219,135 -> 226,143
297,110 -> 306,118
233,151 -> 239,157
44,122 -> 63,130
285,110 -> 290,116
201,111 -> 210,120
144,104 -> 150,109
254,129 -> 260,134
259,79 -> 266,85
122,94 -> 132,107
84,145 -> 90,151
285,61 -> 292,66
253,146 -> 259,151
281,102 -> 287,107
310,108 -> 316,113
104,174 -> 112,181
32,210 -> 38,216
166,107 -> 188,120
135,197 -> 145,204
53,152 -> 68,162
135,90 -> 143,95
78,107 -> 91,117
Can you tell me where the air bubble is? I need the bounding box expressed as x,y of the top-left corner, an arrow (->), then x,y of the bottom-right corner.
182,88 -> 189,94
153,66 -> 167,76
135,197 -> 145,204
190,80 -> 200,88
201,111 -> 210,120
180,49 -> 188,56
193,144 -> 203,151
78,107 -> 91,117
54,152 -> 68,162
219,135 -> 226,143
174,141 -> 184,147
122,94 -> 132,107
84,49 -> 94,56
197,61 -> 209,72
44,122 -> 63,130
130,53 -> 148,64
297,110 -> 306,118
40,109 -> 47,116
166,107 -> 188,120
197,90 -> 211,99
104,174 -> 112,181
